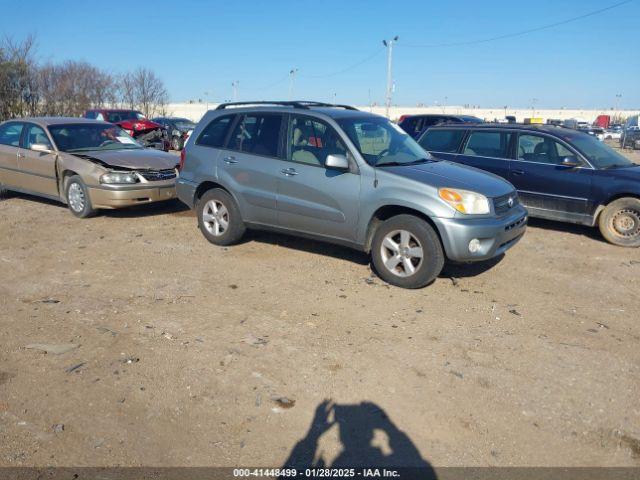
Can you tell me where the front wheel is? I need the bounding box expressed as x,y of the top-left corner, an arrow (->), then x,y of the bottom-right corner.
196,189 -> 246,246
598,197 -> 640,247
371,214 -> 445,288
65,175 -> 97,218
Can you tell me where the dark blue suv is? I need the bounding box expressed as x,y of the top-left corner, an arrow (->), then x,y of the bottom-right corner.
418,124 -> 640,247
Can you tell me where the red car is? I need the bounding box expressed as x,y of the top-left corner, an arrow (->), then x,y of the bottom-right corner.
83,109 -> 170,151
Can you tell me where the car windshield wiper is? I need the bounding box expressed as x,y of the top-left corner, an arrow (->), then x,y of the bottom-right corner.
601,163 -> 634,170
376,158 -> 435,167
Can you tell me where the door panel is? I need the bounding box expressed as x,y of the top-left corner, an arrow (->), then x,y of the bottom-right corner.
217,113 -> 285,225
17,124 -> 58,196
277,114 -> 360,241
457,130 -> 512,179
17,149 -> 58,196
277,165 -> 361,240
217,150 -> 286,225
510,133 -> 593,221
0,122 -> 24,188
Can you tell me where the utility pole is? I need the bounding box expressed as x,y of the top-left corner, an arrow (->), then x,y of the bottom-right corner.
383,36 -> 398,119
231,81 -> 239,102
288,68 -> 298,100
615,93 -> 622,113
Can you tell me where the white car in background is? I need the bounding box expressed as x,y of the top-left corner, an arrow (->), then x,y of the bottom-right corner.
605,127 -> 622,140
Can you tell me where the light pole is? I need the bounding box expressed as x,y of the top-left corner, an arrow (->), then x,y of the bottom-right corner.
288,68 -> 298,100
443,96 -> 448,113
615,93 -> 622,113
531,98 -> 538,117
204,91 -> 210,110
383,36 -> 399,118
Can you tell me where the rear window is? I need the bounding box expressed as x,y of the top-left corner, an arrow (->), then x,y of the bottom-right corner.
418,129 -> 465,153
197,115 -> 234,148
463,131 -> 512,158
0,122 -> 24,147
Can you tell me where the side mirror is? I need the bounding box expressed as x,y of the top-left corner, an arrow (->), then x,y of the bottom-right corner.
325,154 -> 349,170
561,156 -> 580,168
31,143 -> 53,153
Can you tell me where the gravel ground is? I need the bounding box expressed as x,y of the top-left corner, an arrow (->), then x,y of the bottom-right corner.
0,144 -> 639,469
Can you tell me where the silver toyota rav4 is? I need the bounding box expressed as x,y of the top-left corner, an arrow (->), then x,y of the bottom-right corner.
177,101 -> 527,288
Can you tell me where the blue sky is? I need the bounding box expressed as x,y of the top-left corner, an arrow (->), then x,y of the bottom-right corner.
2,0 -> 638,108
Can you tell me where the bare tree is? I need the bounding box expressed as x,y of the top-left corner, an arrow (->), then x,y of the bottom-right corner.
37,60 -> 117,117
0,35 -> 38,120
1,35 -> 169,122
118,68 -> 168,117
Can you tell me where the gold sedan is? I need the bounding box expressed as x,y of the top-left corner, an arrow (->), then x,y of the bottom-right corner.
0,117 -> 178,218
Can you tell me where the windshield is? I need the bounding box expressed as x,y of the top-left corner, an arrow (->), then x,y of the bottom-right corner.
49,124 -> 143,153
568,132 -> 635,169
105,111 -> 145,123
337,116 -> 433,166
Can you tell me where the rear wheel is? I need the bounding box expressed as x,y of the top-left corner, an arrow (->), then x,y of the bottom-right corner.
598,197 -> 640,247
65,175 -> 97,218
196,189 -> 245,246
371,214 -> 445,288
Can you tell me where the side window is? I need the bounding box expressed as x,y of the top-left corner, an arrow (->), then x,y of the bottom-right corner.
197,115 -> 234,148
0,122 -> 24,147
85,111 -> 97,119
23,124 -> 53,150
287,115 -> 347,166
229,114 -> 283,157
418,129 -> 465,153
463,131 -> 512,158
517,134 -> 571,165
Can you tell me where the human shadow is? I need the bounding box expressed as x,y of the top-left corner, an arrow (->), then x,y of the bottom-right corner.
283,400 -> 436,478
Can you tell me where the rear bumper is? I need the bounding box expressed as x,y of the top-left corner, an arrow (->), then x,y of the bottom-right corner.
87,182 -> 176,209
432,205 -> 528,262
176,178 -> 198,209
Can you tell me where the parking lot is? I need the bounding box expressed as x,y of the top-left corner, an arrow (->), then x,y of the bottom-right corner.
1,146 -> 639,468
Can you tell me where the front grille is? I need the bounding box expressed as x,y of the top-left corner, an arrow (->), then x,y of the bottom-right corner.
493,192 -> 519,216
139,169 -> 177,182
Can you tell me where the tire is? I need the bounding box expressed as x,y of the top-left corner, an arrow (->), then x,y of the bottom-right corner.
65,175 -> 97,218
196,188 -> 245,246
371,214 -> 445,288
598,197 -> 640,247
171,136 -> 183,151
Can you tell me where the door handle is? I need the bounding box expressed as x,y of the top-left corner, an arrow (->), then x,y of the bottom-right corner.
17,153 -> 25,158
223,156 -> 238,164
281,168 -> 299,176
512,169 -> 525,176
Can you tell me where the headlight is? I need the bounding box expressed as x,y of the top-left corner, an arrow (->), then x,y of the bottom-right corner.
100,172 -> 139,184
438,188 -> 490,215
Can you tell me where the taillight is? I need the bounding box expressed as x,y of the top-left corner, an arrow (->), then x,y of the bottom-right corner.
398,115 -> 408,123
179,148 -> 186,171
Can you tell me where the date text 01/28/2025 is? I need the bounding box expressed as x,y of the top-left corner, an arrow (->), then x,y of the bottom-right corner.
232,468 -> 401,477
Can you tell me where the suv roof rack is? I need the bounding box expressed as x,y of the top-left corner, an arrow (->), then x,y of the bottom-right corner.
215,101 -> 358,111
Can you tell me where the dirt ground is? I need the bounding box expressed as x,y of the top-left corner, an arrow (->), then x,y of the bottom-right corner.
1,144 -> 639,469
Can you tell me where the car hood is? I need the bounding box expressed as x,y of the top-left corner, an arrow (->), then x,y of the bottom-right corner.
604,164 -> 640,179
71,148 -> 179,170
381,160 -> 514,197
